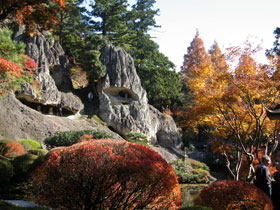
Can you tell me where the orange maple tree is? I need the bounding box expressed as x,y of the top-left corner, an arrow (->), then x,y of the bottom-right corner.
177,33 -> 280,180
28,139 -> 182,209
0,0 -> 65,34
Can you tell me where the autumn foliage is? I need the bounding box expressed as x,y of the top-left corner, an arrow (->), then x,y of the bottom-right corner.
0,0 -> 65,34
0,55 -> 37,95
28,139 -> 182,209
194,180 -> 273,210
0,141 -> 26,158
178,33 -> 280,180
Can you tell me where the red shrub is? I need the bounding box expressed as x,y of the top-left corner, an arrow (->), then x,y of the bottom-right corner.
1,142 -> 26,158
0,57 -> 23,78
194,180 -> 273,210
28,139 -> 182,210
22,55 -> 37,72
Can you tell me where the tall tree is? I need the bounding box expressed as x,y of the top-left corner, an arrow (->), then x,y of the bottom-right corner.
266,27 -> 280,57
86,0 -> 130,47
179,38 -> 280,180
209,41 -> 228,74
181,31 -> 212,77
128,0 -> 159,33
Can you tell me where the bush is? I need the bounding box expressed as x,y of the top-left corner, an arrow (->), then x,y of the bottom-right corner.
0,139 -> 14,154
12,154 -> 39,178
0,155 -> 13,185
0,139 -> 25,158
18,139 -> 42,150
27,149 -> 48,157
43,130 -> 116,149
125,132 -> 149,146
28,139 -> 182,209
171,159 -> 210,184
189,158 -> 209,171
194,180 -> 274,210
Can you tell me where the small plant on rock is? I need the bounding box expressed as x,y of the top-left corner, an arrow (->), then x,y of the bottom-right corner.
125,132 -> 149,146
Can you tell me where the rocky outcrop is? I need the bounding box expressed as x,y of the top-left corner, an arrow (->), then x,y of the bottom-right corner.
0,92 -> 121,144
98,45 -> 151,137
14,28 -> 83,115
97,45 -> 183,152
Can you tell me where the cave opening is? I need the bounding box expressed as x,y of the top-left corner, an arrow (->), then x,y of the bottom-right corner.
103,87 -> 139,105
18,98 -> 74,117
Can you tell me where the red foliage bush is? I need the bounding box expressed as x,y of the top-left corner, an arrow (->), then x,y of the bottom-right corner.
194,180 -> 273,210
1,142 -> 26,158
28,139 -> 182,210
22,55 -> 37,72
0,57 -> 23,78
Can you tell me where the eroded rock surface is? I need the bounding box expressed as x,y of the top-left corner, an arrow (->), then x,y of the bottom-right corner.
98,45 -> 183,152
0,92 -> 121,144
14,28 -> 82,114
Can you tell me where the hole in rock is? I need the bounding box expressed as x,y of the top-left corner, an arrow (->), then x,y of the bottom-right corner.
103,87 -> 138,105
18,98 -> 74,117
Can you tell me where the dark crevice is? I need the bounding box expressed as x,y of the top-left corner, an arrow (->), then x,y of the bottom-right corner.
18,98 -> 74,117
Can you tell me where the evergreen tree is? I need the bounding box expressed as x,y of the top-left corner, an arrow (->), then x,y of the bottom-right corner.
86,0 -> 130,47
266,27 -> 280,57
129,0 -> 159,33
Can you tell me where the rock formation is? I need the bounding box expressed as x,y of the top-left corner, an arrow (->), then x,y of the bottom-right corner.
0,91 -> 121,144
98,45 -> 183,153
14,28 -> 83,115
1,28 -> 183,162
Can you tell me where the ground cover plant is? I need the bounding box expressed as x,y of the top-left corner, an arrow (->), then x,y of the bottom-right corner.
28,138 -> 182,209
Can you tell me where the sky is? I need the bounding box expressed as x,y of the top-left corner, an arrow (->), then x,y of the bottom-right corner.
145,0 -> 280,72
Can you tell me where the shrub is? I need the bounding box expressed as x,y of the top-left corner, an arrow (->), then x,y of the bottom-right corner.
43,130 -> 116,149
172,159 -> 210,184
125,132 -> 149,146
27,149 -> 48,157
189,158 -> 209,171
28,139 -> 182,209
0,139 -> 14,154
0,140 -> 25,158
194,180 -> 273,210
0,155 -> 13,185
18,139 -> 42,150
12,154 -> 38,178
